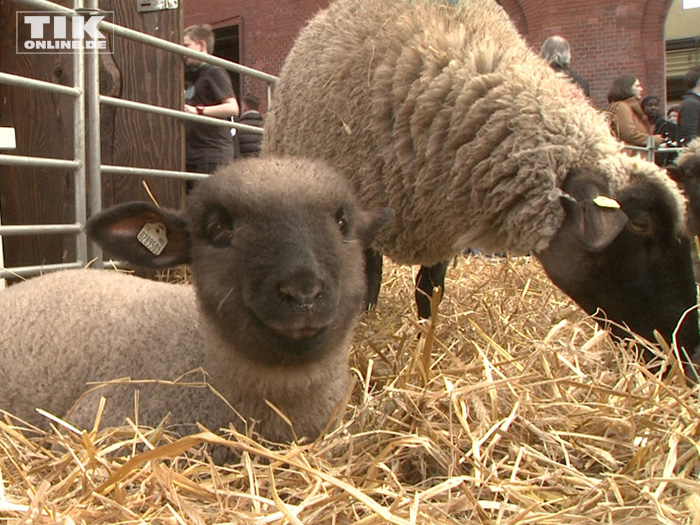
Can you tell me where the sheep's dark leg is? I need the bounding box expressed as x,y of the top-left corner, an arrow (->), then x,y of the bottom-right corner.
415,261 -> 449,319
364,248 -> 383,311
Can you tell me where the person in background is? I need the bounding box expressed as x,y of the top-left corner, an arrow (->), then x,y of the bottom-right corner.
679,66 -> 700,142
235,93 -> 264,158
606,75 -> 662,155
539,35 -> 590,97
667,105 -> 680,125
641,95 -> 680,140
183,24 -> 239,176
641,95 -> 679,166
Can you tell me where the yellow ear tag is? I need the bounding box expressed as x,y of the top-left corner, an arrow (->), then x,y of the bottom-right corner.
593,196 -> 621,209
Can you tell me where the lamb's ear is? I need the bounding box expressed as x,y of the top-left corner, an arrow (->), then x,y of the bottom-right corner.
666,164 -> 686,184
562,193 -> 628,252
86,202 -> 192,268
356,207 -> 394,246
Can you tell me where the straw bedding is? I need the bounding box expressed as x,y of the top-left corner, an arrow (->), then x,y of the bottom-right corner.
1,255 -> 699,524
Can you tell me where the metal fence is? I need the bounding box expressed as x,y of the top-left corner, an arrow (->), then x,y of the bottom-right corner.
0,0 -> 276,280
624,135 -> 686,164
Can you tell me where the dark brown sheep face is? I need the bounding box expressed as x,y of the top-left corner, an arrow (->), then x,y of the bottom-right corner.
536,170 -> 699,370
190,201 -> 369,365
87,157 -> 392,367
201,207 -> 341,342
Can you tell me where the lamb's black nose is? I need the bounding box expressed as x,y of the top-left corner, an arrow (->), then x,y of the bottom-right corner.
278,275 -> 324,309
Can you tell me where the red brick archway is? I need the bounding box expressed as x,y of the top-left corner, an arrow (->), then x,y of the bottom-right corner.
186,0 -> 678,111
497,0 -> 675,107
641,0 -> 674,103
496,0 -> 528,36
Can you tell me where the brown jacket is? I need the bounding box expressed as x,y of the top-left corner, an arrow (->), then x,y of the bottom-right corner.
607,97 -> 661,150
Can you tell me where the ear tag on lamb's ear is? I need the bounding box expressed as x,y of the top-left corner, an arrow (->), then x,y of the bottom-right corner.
593,195 -> 621,209
137,222 -> 168,256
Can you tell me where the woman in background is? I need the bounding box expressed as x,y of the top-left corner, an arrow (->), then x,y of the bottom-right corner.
607,75 -> 662,155
668,105 -> 680,125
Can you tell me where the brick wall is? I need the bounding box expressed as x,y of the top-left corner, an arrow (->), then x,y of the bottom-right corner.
184,0 -> 331,112
185,0 -> 674,111
511,0 -> 674,109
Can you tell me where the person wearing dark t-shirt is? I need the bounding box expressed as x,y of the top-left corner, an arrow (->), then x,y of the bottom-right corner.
183,24 -> 239,176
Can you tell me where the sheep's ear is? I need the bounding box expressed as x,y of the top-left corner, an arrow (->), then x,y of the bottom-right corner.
86,202 -> 192,268
561,193 -> 628,252
356,207 -> 394,246
666,164 -> 686,183
560,170 -> 628,252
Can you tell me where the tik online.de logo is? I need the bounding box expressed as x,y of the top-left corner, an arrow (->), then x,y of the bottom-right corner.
17,11 -> 114,54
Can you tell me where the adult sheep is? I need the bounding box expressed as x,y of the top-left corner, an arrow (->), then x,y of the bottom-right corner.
0,157 -> 391,442
263,0 -> 700,371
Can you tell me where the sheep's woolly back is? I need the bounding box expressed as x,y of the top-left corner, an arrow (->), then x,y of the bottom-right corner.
264,0 -> 685,264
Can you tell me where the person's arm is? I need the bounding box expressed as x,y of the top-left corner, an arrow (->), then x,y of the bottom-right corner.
185,96 -> 239,118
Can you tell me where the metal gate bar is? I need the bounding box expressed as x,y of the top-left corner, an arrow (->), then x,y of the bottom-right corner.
0,2 -> 88,278
1,0 -> 277,278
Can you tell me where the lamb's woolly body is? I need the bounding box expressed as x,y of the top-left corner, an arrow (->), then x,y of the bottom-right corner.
0,157 -> 387,442
264,0 -> 685,264
0,270 -> 199,429
0,269 -> 348,440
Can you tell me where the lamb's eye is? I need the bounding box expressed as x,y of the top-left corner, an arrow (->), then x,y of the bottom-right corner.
627,216 -> 653,236
203,209 -> 234,247
205,221 -> 232,247
336,207 -> 350,236
205,222 -> 230,246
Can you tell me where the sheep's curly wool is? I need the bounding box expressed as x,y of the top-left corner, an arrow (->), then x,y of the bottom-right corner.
264,0 -> 685,265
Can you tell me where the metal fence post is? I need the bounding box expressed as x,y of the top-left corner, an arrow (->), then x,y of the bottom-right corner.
646,135 -> 656,164
85,0 -> 102,266
73,0 -> 88,267
2,0 -> 277,276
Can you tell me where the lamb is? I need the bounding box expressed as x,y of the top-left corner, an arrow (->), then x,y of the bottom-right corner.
667,139 -> 700,237
0,157 -> 392,442
263,0 -> 700,370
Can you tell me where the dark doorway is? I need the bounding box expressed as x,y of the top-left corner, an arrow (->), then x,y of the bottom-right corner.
213,25 -> 240,99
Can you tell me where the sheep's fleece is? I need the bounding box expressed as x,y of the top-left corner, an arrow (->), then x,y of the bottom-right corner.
264,0 -> 686,265
0,264 -> 351,442
0,269 -> 208,432
0,156 -> 385,441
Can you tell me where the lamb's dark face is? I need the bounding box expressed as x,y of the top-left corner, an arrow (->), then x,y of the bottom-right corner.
188,158 -> 389,366
667,153 -> 700,237
537,169 -> 699,371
